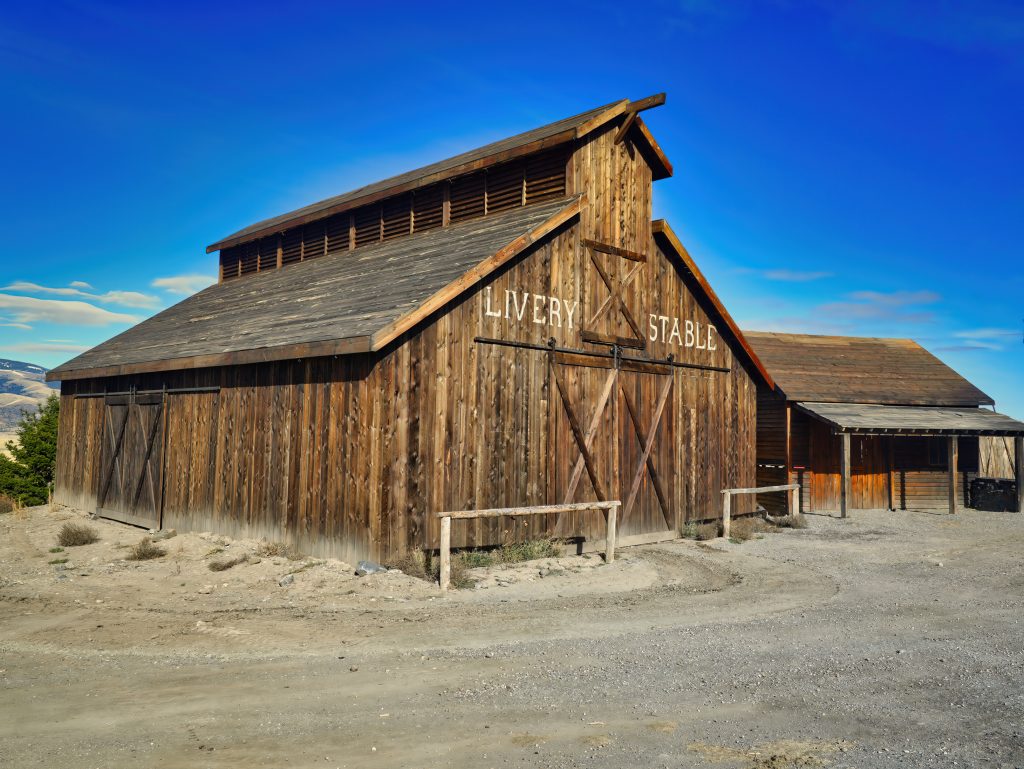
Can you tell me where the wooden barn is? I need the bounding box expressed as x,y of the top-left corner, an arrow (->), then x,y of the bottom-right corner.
48,94 -> 775,562
746,332 -> 1024,516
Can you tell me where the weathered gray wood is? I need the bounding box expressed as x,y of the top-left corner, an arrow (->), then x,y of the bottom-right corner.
721,483 -> 798,495
439,515 -> 451,593
794,402 -> 1024,435
948,435 -> 958,515
722,493 -> 731,539
436,501 -> 619,519
840,432 -> 851,519
605,504 -> 618,563
787,486 -> 798,518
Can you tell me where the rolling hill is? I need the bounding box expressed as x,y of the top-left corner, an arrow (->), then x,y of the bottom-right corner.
0,359 -> 58,435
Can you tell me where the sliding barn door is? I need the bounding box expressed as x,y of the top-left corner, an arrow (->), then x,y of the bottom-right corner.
550,352 -> 675,541
96,392 -> 165,529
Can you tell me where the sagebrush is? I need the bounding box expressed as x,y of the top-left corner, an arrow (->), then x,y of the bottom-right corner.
127,538 -> 165,561
57,521 -> 99,547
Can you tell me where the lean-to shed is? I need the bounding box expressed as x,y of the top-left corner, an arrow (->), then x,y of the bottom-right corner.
49,95 -> 772,562
746,332 -> 1024,516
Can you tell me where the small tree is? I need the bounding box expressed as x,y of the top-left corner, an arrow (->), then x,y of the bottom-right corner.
0,394 -> 59,507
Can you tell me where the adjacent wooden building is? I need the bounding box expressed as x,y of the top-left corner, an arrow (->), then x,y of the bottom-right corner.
49,95 -> 775,562
747,332 -> 1024,516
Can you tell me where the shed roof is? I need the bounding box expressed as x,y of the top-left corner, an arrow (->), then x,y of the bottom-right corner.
49,197 -> 580,381
797,402 -> 1024,436
207,95 -> 670,254
743,331 -> 993,407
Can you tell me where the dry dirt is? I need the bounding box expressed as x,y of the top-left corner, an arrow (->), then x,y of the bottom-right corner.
1,506 -> 1022,768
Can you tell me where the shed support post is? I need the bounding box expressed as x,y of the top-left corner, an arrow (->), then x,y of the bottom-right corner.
722,492 -> 731,538
788,486 -> 798,519
605,504 -> 617,563
948,435 -> 958,515
840,432 -> 851,519
439,516 -> 452,593
1015,436 -> 1024,514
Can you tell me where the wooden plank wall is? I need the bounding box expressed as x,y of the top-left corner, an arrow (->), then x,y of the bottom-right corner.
54,114 -> 758,561
979,436 -> 1016,479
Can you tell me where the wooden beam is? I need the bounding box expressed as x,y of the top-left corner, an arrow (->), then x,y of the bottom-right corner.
613,111 -> 638,145
1011,435 -> 1024,512
948,435 -> 958,515
574,99 -> 630,138
840,432 -> 851,519
627,92 -> 667,113
581,238 -> 646,262
370,195 -> 583,351
887,437 -> 895,511
632,117 -> 673,180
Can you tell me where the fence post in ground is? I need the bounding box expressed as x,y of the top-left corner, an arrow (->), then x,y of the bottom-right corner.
605,503 -> 617,563
439,515 -> 452,593
788,485 -> 798,518
722,491 -> 732,539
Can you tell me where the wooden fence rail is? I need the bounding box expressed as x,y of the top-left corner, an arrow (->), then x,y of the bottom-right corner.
435,501 -> 621,592
721,483 -> 800,539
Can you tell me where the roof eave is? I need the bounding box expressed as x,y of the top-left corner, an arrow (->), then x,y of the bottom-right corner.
651,219 -> 774,388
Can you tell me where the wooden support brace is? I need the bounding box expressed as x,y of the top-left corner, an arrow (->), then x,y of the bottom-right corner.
1015,436 -> 1023,514
722,492 -> 731,539
948,435 -> 958,515
606,504 -> 618,563
840,432 -> 851,519
439,515 -> 451,593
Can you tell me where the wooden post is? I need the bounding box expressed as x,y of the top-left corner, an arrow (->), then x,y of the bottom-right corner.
722,491 -> 731,538
787,485 -> 798,518
840,432 -> 851,519
1015,436 -> 1023,514
948,435 -> 958,515
439,515 -> 451,593
605,503 -> 617,563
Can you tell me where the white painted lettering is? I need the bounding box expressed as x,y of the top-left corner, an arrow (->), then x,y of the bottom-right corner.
532,294 -> 547,324
564,300 -> 578,329
707,324 -> 717,351
649,313 -> 659,342
696,321 -> 707,349
685,319 -> 695,348
510,291 -> 528,321
659,315 -> 669,342
549,297 -> 562,327
484,287 -> 502,317
668,317 -> 683,346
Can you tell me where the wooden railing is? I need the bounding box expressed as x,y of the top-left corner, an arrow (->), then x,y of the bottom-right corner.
721,484 -> 800,539
435,501 -> 620,592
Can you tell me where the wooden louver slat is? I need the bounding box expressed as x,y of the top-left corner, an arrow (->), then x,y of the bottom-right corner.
412,184 -> 444,232
301,221 -> 327,261
258,236 -> 278,271
525,147 -> 568,203
281,229 -> 302,266
239,242 -> 259,275
220,245 -> 241,280
382,194 -> 412,241
353,204 -> 382,247
325,213 -> 349,254
449,172 -> 486,223
486,160 -> 525,214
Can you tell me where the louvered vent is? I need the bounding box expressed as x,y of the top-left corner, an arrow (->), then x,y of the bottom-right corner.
525,147 -> 568,203
220,246 -> 241,280
325,213 -> 349,254
354,205 -> 382,247
412,184 -> 444,232
281,229 -> 302,266
301,221 -> 327,261
382,194 -> 412,241
239,242 -> 259,275
450,172 -> 486,223
486,161 -> 525,214
258,236 -> 278,270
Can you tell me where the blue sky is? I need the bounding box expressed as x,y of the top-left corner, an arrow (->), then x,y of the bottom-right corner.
1,1 -> 1021,415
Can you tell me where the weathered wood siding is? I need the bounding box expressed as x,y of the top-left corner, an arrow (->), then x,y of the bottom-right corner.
55,116 -> 758,561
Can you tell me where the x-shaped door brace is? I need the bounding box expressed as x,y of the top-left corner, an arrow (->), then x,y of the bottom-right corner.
552,356 -> 674,531
98,404 -> 129,508
131,402 -> 163,512
582,240 -> 646,347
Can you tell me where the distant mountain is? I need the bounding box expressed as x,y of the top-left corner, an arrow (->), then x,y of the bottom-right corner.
0,359 -> 58,433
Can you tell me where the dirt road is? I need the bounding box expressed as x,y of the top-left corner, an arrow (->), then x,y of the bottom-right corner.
1,507 -> 1022,768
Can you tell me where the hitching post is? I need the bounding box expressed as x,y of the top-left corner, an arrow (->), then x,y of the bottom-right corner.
605,503 -> 618,563
439,515 -> 452,593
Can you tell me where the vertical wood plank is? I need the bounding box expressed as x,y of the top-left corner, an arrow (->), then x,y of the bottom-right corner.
840,432 -> 851,519
948,435 -> 958,515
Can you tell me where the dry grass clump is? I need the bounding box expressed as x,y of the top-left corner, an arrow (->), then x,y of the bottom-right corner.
497,539 -> 561,564
729,517 -> 775,542
208,553 -> 248,572
682,522 -> 720,541
127,538 -> 166,561
772,515 -> 806,529
0,494 -> 15,514
255,540 -> 303,560
57,521 -> 99,547
390,549 -> 475,589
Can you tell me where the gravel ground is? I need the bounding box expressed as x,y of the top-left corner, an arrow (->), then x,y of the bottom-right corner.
1,506 -> 1022,768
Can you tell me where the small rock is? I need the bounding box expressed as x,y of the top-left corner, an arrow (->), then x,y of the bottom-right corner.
349,666 -> 359,672
198,585 -> 214,594
279,574 -> 294,587
151,529 -> 177,541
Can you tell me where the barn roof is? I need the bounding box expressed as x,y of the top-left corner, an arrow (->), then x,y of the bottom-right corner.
49,196 -> 581,382
652,221 -> 774,388
797,402 -> 1024,436
743,331 -> 993,407
206,95 -> 670,254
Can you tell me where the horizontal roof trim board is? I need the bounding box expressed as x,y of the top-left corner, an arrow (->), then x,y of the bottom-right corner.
49,197 -> 579,382
743,331 -> 994,407
206,95 -> 668,254
651,220 -> 774,388
796,402 -> 1024,437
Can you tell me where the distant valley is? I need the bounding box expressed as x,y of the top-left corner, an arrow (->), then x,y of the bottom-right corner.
0,359 -> 58,446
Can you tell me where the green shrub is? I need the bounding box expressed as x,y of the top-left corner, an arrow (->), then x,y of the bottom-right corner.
0,394 -> 59,507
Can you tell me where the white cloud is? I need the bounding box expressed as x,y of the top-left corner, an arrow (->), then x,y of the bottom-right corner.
0,320 -> 33,330
761,269 -> 832,282
152,274 -> 215,296
3,281 -> 161,309
845,290 -> 941,306
0,294 -> 141,326
952,328 -> 1018,339
7,342 -> 90,354
69,280 -> 93,289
